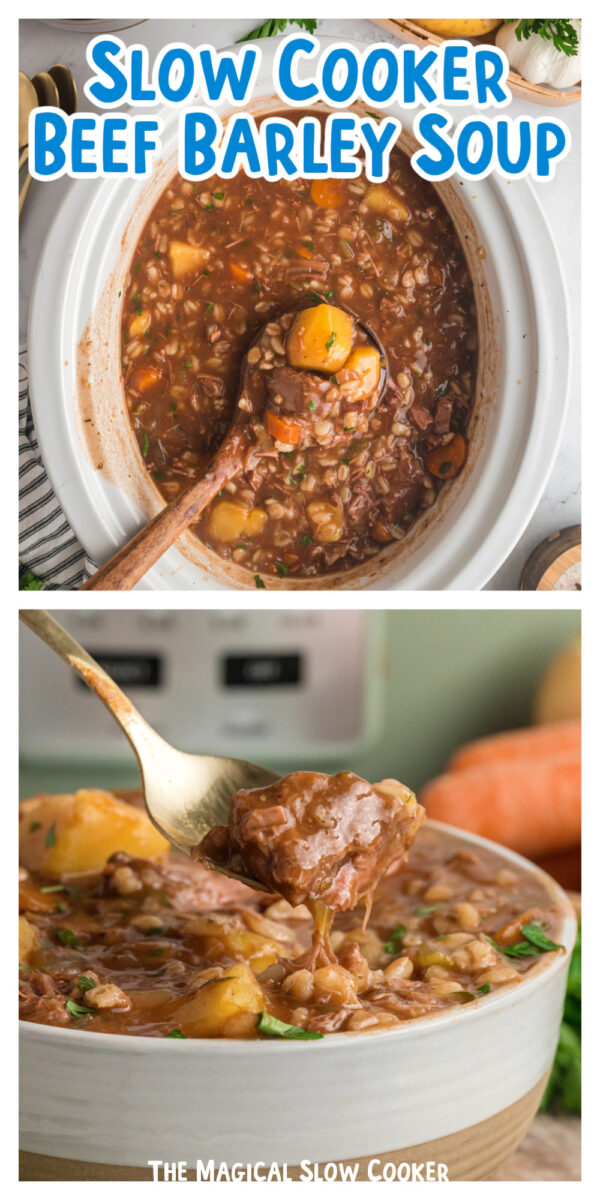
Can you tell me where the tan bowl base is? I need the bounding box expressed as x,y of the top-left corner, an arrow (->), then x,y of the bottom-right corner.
20,1073 -> 548,1183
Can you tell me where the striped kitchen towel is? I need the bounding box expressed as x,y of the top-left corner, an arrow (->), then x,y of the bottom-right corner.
19,348 -> 98,590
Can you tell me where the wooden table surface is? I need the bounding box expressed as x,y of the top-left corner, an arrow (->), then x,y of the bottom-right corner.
491,1114 -> 580,1181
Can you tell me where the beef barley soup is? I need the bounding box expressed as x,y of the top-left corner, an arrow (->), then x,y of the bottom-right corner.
120,111 -> 478,583
19,788 -> 563,1040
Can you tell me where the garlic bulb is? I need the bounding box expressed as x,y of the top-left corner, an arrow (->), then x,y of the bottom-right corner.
496,20 -> 581,89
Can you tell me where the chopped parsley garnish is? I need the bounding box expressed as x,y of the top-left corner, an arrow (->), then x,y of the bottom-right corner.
486,922 -> 563,960
307,400 -> 317,411
275,561 -> 290,577
40,884 -> 67,893
203,202 -> 215,211
153,250 -> 162,259
53,928 -> 81,949
206,302 -> 214,311
239,18 -> 317,42
299,535 -> 312,546
256,1012 -> 323,1040
131,291 -> 142,315
142,432 -> 150,457
416,904 -> 441,916
477,983 -> 491,995
454,991 -> 476,1003
384,923 -> 406,954
142,926 -> 165,937
169,402 -> 178,412
66,1000 -> 94,1019
325,332 -> 336,351
213,191 -> 225,200
254,575 -> 265,588
77,976 -> 97,993
437,461 -> 452,476
166,1029 -> 187,1038
29,822 -> 42,833
44,824 -> 56,848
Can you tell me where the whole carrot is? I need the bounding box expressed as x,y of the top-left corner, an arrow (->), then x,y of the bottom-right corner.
448,719 -> 580,774
420,754 -> 580,859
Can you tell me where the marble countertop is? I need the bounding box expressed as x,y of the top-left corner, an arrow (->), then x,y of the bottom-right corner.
19,18 -> 581,591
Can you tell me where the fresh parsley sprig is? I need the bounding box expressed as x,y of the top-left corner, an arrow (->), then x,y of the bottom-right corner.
509,19 -> 580,57
239,19 -> 317,43
540,923 -> 581,1114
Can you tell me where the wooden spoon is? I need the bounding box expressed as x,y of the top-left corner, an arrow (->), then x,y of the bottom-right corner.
81,302 -> 387,591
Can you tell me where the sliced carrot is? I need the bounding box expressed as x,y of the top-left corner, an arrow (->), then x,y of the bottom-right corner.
426,434 -> 467,479
310,179 -> 346,209
493,908 -> 546,946
295,243 -> 315,260
420,754 -> 581,859
229,261 -> 253,283
264,409 -> 302,446
370,520 -> 393,543
448,719 -> 581,774
130,365 -> 163,394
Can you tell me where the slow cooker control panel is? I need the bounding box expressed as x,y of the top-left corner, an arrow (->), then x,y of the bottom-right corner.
20,611 -> 382,762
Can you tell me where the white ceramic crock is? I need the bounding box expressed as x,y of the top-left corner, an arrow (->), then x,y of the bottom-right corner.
27,37 -> 570,590
20,822 -> 577,1180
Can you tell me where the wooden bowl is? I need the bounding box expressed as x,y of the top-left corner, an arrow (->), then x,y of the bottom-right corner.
372,20 -> 581,107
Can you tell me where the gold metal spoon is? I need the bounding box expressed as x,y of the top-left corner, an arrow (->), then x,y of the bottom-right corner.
20,609 -> 278,890
20,68 -> 78,217
48,64 -> 78,116
18,72 -> 39,217
19,71 -> 37,154
31,71 -> 60,107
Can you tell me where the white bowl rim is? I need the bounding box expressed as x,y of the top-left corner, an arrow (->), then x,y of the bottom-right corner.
20,818 -> 577,1053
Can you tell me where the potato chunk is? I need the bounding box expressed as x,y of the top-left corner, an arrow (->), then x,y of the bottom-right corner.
19,915 -> 40,963
337,345 -> 381,404
209,501 -> 266,543
168,240 -> 209,280
307,500 -> 344,543
365,185 -> 409,223
129,310 -> 151,338
287,305 -> 353,374
174,963 -> 263,1038
19,789 -> 169,879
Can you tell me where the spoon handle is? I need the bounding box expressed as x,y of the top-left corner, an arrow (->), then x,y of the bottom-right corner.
19,172 -> 33,218
19,609 -> 161,762
81,430 -> 249,591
